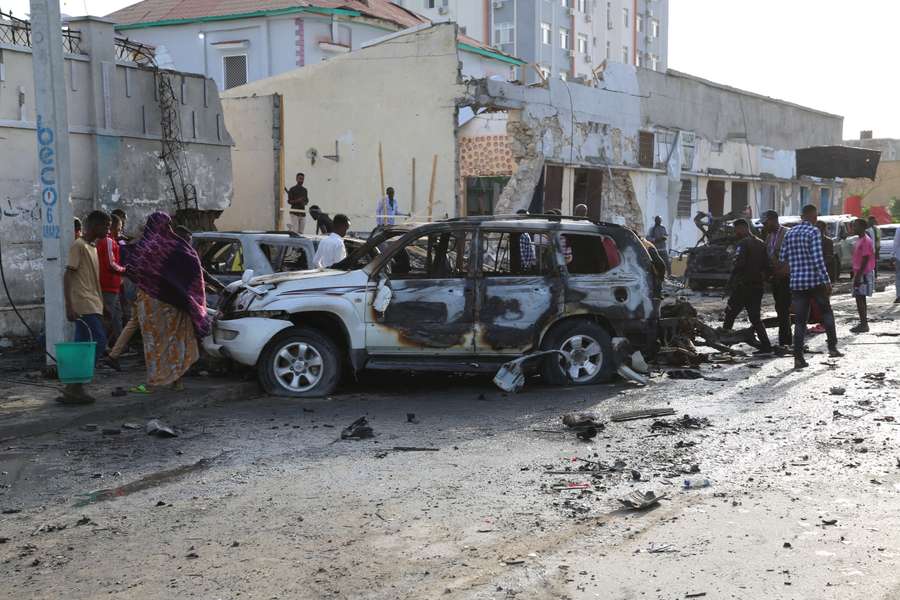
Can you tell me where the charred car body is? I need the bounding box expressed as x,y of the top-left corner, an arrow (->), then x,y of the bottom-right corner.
205,216 -> 661,397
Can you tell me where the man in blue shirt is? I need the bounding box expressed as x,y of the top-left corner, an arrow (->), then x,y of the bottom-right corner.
779,204 -> 843,369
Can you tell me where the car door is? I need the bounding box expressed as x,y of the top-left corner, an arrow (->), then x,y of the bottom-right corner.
365,228 -> 476,355
475,229 -> 562,355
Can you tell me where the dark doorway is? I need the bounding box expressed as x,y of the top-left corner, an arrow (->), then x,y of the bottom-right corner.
573,168 -> 603,220
543,165 -> 564,213
731,182 -> 748,216
707,180 -> 725,217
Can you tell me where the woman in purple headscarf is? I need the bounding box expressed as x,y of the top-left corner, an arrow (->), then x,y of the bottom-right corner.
124,212 -> 209,389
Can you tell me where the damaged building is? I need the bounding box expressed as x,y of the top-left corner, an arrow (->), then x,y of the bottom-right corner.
220,23 -> 845,241
0,15 -> 233,336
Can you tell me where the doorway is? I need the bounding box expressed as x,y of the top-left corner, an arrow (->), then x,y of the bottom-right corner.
707,180 -> 725,217
573,168 -> 603,220
731,182 -> 748,216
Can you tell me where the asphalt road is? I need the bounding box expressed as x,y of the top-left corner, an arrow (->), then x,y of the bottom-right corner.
2,286 -> 900,599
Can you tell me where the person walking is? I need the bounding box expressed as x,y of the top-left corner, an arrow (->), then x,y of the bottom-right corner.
61,210 -> 110,404
851,218 -> 876,333
779,204 -> 842,369
376,187 -> 400,227
762,211 -> 791,348
722,219 -> 772,354
96,214 -> 126,356
123,212 -> 210,390
312,214 -> 350,268
647,215 -> 671,277
286,173 -> 309,233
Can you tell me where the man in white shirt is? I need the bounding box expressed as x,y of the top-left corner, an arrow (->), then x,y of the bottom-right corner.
893,226 -> 900,303
313,214 -> 350,269
376,187 -> 400,227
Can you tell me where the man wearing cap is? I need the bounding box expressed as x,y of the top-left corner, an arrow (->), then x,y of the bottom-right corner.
762,210 -> 791,349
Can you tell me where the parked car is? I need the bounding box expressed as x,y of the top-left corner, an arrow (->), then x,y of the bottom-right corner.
204,216 -> 662,397
777,214 -> 857,281
192,231 -> 371,305
878,223 -> 897,267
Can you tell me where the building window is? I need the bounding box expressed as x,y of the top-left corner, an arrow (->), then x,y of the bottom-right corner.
541,22 -> 552,45
223,54 -> 248,89
494,23 -> 515,45
577,34 -> 588,54
560,28 -> 570,50
711,140 -> 724,153
637,15 -> 643,32
651,20 -> 660,38
677,179 -> 693,217
577,0 -> 587,12
635,52 -> 642,68
623,7 -> 629,28
560,0 -> 570,7
650,54 -> 659,71
621,45 -> 629,64
607,2 -> 613,29
426,0 -> 449,8
638,131 -> 654,168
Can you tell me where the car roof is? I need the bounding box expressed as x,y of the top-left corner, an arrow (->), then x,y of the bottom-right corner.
378,215 -> 625,234
878,223 -> 897,229
191,231 -> 367,244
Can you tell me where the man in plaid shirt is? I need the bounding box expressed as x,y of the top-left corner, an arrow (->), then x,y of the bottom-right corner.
779,204 -> 843,369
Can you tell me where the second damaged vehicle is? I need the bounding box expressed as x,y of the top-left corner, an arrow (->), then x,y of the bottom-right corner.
205,216 -> 661,397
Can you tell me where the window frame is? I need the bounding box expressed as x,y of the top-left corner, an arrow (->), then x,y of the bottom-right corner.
577,33 -> 589,54
378,228 -> 474,281
541,22 -> 552,45
559,27 -> 571,51
478,230 -> 560,278
222,53 -> 248,90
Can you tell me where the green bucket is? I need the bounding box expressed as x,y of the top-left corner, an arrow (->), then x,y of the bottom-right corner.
55,342 -> 97,384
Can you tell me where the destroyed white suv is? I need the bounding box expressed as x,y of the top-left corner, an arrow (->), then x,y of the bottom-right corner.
204,216 -> 661,397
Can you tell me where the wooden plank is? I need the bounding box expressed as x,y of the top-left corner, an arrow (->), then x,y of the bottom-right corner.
427,154 -> 438,221
610,408 -> 676,423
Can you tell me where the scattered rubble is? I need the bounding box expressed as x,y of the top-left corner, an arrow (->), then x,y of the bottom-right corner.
341,417 -> 374,440
618,490 -> 666,510
651,414 -> 711,432
611,408 -> 676,422
145,419 -> 177,438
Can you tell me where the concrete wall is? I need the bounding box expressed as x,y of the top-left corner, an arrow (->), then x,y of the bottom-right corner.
221,24 -> 465,233
0,17 -> 232,336
217,94 -> 280,231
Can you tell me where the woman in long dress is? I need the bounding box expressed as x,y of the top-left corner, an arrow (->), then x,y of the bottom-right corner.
124,212 -> 210,389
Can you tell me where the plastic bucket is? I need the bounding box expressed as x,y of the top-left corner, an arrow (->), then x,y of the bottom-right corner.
55,342 -> 96,384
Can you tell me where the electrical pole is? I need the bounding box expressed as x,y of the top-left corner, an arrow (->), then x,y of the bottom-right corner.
29,0 -> 73,364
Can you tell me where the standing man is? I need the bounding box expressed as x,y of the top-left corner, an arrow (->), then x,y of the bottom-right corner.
312,214 -> 350,268
763,211 -> 791,348
62,210 -> 111,404
287,172 -> 309,233
96,214 -> 127,356
722,219 -> 772,354
779,204 -> 842,369
376,187 -> 399,227
816,221 -> 837,283
851,218 -> 876,333
647,215 -> 670,277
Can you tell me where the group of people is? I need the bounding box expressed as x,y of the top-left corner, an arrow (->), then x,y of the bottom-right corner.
286,172 -> 406,235
723,204 -> 879,369
62,210 -> 210,404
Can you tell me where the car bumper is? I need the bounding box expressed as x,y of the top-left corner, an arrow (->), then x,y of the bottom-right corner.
203,317 -> 293,366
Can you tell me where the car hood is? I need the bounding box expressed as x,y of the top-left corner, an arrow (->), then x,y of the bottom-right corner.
250,268 -> 366,287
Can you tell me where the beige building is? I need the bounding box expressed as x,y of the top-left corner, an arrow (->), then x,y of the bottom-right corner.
843,137 -> 900,212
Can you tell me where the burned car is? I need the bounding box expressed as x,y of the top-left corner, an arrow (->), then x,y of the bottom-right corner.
204,216 -> 661,397
684,212 -> 743,291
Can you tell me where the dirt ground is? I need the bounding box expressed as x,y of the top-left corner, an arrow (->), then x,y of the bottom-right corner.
2,284 -> 900,599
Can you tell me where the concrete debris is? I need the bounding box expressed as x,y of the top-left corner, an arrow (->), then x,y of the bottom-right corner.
145,419 -> 177,438
829,386 -> 846,396
618,490 -> 666,510
651,414 -> 711,432
341,417 -> 374,440
562,413 -> 605,430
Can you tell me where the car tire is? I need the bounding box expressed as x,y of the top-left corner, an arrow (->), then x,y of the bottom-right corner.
540,319 -> 616,386
258,327 -> 341,398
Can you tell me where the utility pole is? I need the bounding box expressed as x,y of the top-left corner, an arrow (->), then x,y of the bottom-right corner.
29,0 -> 74,364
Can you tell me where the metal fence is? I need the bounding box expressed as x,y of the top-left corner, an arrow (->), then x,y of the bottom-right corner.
0,10 -> 83,54
114,37 -> 156,66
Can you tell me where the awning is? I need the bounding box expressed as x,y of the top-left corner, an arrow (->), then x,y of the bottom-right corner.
796,146 -> 881,180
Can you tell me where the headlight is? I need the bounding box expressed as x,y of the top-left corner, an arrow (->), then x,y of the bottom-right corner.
216,328 -> 239,342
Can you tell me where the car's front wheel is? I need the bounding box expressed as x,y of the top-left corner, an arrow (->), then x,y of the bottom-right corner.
540,320 -> 615,386
258,327 -> 341,398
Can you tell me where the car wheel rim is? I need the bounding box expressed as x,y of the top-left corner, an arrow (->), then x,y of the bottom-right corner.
273,342 -> 324,392
560,334 -> 603,383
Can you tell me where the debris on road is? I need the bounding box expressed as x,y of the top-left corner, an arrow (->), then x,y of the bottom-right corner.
576,427 -> 599,441
122,423 -> 141,430
651,414 -> 711,432
562,413 -> 605,430
619,490 -> 666,510
341,417 -> 374,440
406,413 -> 419,424
682,478 -> 711,489
493,350 -> 569,393
667,369 -> 703,380
829,386 -> 846,396
391,446 -> 439,452
145,419 -> 177,438
611,408 -> 676,422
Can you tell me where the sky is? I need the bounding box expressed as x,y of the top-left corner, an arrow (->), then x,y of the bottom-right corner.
3,0 -> 898,140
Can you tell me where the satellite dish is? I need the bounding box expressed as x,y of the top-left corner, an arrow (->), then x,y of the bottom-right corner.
306,148 -> 318,165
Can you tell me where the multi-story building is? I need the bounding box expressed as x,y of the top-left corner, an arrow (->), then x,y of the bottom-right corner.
399,0 -> 669,81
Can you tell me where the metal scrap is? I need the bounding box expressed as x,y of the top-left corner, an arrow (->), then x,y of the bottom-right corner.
618,490 -> 666,510
611,408 -> 676,422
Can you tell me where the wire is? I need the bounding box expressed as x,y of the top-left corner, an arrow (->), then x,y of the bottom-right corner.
0,239 -> 57,363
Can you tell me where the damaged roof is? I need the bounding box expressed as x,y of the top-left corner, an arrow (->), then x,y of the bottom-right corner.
107,0 -> 523,65
796,146 -> 882,180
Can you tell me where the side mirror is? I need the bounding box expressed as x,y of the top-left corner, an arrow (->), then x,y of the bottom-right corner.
241,269 -> 255,284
